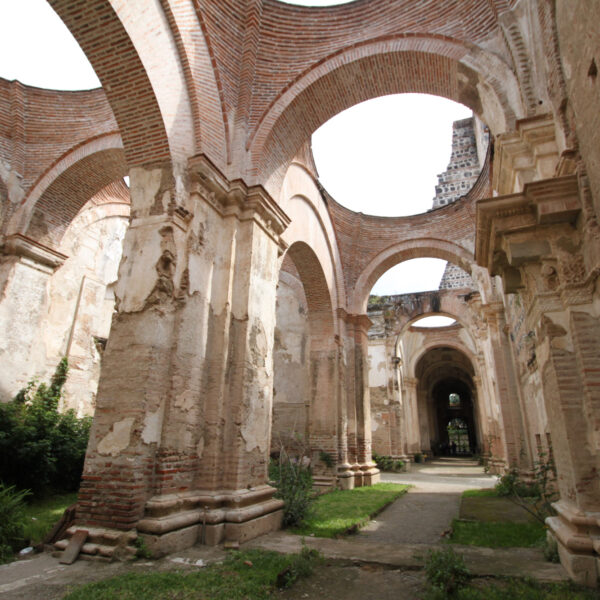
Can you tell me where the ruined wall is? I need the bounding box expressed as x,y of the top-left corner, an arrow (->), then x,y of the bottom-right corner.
272,269 -> 310,453
0,183 -> 129,411
367,336 -> 397,456
431,117 -> 488,209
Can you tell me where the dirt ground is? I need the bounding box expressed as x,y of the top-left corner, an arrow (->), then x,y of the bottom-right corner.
277,562 -> 427,600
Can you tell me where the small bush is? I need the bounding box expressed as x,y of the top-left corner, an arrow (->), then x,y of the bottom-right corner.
543,535 -> 560,563
425,547 -> 470,598
276,544 -> 322,588
0,359 -> 92,495
372,453 -> 405,472
414,452 -> 424,464
495,470 -> 538,498
0,484 -> 29,563
269,450 -> 313,527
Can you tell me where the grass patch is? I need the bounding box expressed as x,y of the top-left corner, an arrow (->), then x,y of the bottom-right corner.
449,519 -> 546,548
449,578 -> 598,599
291,482 -> 410,538
462,488 -> 498,498
62,548 -> 320,600
22,492 -> 77,545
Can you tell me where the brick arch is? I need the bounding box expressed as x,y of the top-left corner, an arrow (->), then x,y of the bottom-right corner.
47,0 -> 173,166
7,133 -> 124,238
24,147 -> 128,249
351,238 -> 473,313
249,37 -> 523,194
284,241 -> 335,342
410,342 -> 479,387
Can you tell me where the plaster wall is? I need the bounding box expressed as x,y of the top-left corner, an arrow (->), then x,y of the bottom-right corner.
272,270 -> 310,452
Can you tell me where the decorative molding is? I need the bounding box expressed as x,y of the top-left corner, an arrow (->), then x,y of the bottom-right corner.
188,154 -> 291,244
1,233 -> 68,269
476,175 -> 580,274
492,114 -> 559,196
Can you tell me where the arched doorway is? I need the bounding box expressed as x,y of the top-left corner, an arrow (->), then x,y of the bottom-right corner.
272,242 -> 339,490
415,346 -> 481,458
430,379 -> 478,456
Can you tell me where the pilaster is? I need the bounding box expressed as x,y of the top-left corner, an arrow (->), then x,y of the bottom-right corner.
338,309 -> 380,486
70,157 -> 291,556
476,173 -> 600,585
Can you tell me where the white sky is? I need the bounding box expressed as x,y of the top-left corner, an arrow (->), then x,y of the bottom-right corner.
0,0 -> 471,315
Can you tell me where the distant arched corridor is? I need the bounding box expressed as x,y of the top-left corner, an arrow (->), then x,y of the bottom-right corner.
415,347 -> 480,458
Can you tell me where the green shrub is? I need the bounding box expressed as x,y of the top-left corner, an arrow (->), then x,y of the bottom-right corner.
543,535 -> 560,563
0,359 -> 92,495
269,450 -> 313,527
495,469 -> 538,498
414,452 -> 424,463
425,547 -> 470,598
372,452 -> 405,472
0,484 -> 29,563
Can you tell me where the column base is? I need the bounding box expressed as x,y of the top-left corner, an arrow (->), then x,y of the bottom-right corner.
351,463 -> 363,487
337,463 -> 355,490
360,462 -> 380,486
134,485 -> 283,557
54,526 -> 137,561
313,475 -> 337,493
546,501 -> 600,587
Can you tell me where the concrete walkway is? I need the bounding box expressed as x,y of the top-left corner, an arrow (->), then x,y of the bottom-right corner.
249,457 -> 567,584
360,457 -> 496,544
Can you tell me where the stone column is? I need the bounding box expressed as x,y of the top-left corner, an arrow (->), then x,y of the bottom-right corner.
307,314 -> 340,491
481,302 -> 532,471
73,157 -> 290,556
339,311 -> 379,486
335,334 -> 355,489
0,235 -> 67,399
403,377 -> 421,455
477,174 -> 600,585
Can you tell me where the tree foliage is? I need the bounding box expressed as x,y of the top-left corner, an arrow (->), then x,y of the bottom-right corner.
0,359 -> 91,495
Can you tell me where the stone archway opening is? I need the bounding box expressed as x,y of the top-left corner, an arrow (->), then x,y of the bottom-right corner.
431,379 -> 478,456
271,243 -> 339,490
415,347 -> 481,458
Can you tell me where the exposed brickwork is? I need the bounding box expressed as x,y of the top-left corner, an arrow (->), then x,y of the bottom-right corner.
0,0 -> 599,579
48,0 -> 171,167
0,79 -> 117,192
26,148 -> 127,247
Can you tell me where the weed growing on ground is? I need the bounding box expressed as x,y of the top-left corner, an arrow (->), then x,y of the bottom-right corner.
269,448 -> 314,527
424,547 -> 470,599
62,548 -> 321,600
133,536 -> 153,560
0,484 -> 29,563
372,452 -> 405,472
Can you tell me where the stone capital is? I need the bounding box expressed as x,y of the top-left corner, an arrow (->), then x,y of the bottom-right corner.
188,154 -> 290,247
492,114 -> 560,196
1,233 -> 68,271
476,175 -> 582,294
336,308 -> 372,333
